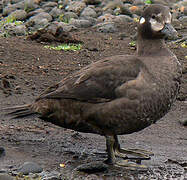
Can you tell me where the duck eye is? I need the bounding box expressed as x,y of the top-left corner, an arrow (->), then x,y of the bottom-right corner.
152,15 -> 156,19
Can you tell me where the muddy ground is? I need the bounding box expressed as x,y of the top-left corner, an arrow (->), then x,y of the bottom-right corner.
0,23 -> 187,179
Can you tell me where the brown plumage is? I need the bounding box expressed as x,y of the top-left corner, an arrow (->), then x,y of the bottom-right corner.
7,5 -> 182,167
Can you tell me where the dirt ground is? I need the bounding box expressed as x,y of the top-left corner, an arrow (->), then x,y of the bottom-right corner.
0,23 -> 187,179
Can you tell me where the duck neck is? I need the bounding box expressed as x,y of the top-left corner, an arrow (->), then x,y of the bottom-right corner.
137,35 -> 167,56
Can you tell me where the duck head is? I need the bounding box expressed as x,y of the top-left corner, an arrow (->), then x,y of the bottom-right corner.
138,4 -> 178,40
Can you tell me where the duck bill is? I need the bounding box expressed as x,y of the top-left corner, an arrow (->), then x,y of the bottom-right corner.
161,23 -> 178,39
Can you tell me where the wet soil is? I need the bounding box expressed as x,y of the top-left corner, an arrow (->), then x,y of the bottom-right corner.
0,23 -> 187,179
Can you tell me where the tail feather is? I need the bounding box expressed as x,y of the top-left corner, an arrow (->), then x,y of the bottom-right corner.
3,104 -> 39,119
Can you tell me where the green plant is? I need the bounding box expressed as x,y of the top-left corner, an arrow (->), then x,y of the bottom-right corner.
129,41 -> 136,47
145,0 -> 152,4
58,14 -> 71,24
44,44 -> 82,51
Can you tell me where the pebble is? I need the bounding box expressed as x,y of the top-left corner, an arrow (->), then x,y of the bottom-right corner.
0,147 -> 5,158
0,174 -> 13,180
0,0 -> 186,36
75,161 -> 108,173
179,118 -> 187,126
95,22 -> 117,33
18,161 -> 43,175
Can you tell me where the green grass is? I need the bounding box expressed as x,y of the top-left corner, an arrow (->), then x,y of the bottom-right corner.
44,44 -> 82,51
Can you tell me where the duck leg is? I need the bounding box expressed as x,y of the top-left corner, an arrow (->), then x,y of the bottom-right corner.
104,135 -> 147,169
113,135 -> 154,161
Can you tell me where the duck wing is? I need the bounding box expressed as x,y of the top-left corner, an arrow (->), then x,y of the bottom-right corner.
37,55 -> 143,103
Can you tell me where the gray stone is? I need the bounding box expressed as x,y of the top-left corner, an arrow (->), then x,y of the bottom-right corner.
80,7 -> 97,18
65,1 -> 86,15
0,147 -> 5,158
24,0 -> 39,13
30,12 -> 52,22
11,0 -> 23,4
95,22 -> 117,33
39,170 -> 61,180
179,118 -> 187,126
97,13 -> 115,23
18,161 -> 43,175
75,161 -> 108,173
2,4 -> 17,16
28,12 -> 52,29
27,8 -> 44,18
42,2 -> 58,8
58,22 -> 78,32
3,23 -> 27,36
114,15 -> 133,23
0,173 -> 13,180
83,0 -> 102,5
9,10 -> 27,21
60,12 -> 78,23
178,16 -> 187,27
69,18 -> 93,28
49,7 -> 62,19
133,0 -> 145,5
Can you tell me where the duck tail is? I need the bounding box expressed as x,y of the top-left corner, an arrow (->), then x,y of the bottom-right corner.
3,104 -> 39,118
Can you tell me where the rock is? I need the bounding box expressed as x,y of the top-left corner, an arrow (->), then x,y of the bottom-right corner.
42,2 -> 58,13
114,15 -> 133,23
24,0 -> 39,13
2,4 -> 18,16
3,23 -> 27,36
18,162 -> 43,175
80,7 -> 97,18
179,118 -> 187,126
39,171 -> 61,180
9,10 -> 27,21
178,16 -> 187,26
0,173 -> 13,180
27,12 -> 52,30
95,22 -> 117,33
60,12 -> 78,23
97,14 -> 116,23
69,18 -> 93,28
83,0 -> 102,5
49,7 -> 63,19
27,8 -> 44,18
65,1 -> 86,15
0,1 -> 3,13
75,161 -> 108,173
0,147 -> 5,158
58,22 -> 77,32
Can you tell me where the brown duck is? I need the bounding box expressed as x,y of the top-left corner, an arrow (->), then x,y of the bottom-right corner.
7,4 -> 182,168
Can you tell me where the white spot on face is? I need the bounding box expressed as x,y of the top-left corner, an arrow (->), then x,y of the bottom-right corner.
139,17 -> 145,24
165,12 -> 172,23
149,18 -> 164,31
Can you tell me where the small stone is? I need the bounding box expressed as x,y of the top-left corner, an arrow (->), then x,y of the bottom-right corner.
65,1 -> 86,15
24,0 -> 39,12
69,19 -> 93,28
9,10 -> 27,21
18,162 -> 43,175
81,7 -> 97,18
2,4 -> 17,16
179,118 -> 187,126
0,173 -> 13,180
83,0 -> 101,5
95,22 -> 117,33
4,24 -> 27,36
0,147 -> 5,158
49,7 -> 62,19
178,16 -> 187,27
75,161 -> 108,173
